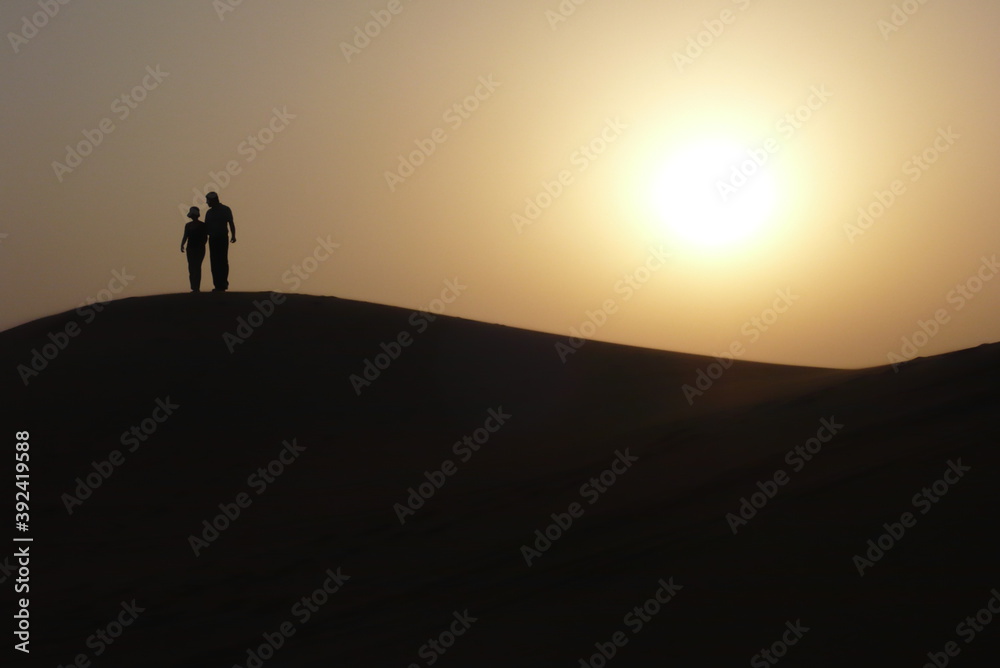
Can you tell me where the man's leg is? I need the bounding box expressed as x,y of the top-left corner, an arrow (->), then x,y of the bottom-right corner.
220,239 -> 229,289
209,237 -> 226,290
208,238 -> 217,289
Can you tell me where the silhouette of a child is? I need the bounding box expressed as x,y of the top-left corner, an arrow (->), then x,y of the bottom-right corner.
180,207 -> 208,292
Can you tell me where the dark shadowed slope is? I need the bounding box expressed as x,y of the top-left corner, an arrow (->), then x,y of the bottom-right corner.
2,293 -> 998,667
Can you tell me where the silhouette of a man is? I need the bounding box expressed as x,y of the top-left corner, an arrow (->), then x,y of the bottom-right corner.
204,191 -> 236,292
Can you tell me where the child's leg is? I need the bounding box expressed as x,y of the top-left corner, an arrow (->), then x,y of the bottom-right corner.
188,249 -> 203,291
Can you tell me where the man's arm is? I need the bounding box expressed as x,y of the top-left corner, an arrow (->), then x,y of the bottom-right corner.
181,227 -> 188,252
228,208 -> 236,243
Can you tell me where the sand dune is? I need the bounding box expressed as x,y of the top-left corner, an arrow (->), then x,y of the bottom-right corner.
2,293 -> 998,667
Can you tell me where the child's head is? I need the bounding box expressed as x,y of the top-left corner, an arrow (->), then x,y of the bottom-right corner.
187,206 -> 200,220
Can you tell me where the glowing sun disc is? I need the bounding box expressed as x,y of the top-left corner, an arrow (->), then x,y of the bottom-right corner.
650,139 -> 778,247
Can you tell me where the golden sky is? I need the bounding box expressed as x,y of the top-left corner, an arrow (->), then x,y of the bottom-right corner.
3,0 -> 998,368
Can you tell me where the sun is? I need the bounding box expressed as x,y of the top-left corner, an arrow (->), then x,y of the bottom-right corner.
649,139 -> 778,247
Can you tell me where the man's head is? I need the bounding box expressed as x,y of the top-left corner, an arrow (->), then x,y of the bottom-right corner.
187,206 -> 200,220
206,192 -> 220,207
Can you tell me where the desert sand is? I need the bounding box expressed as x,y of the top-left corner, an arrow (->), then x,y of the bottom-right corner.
3,293 -> 998,667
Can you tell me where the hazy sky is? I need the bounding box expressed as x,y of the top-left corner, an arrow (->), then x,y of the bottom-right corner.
3,0 -> 999,368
